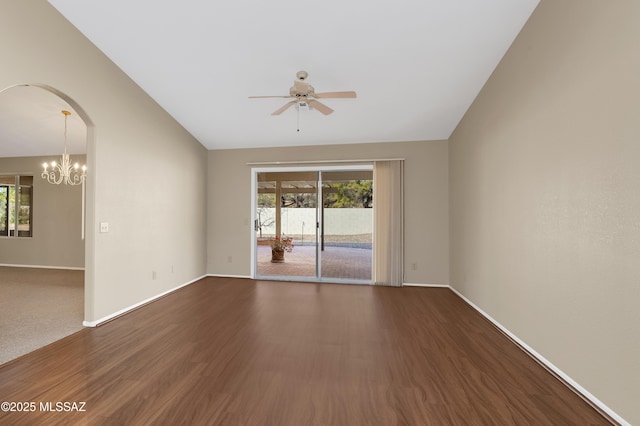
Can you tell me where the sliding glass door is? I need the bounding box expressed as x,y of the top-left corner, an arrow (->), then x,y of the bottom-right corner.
255,171 -> 319,278
320,171 -> 372,281
253,166 -> 373,284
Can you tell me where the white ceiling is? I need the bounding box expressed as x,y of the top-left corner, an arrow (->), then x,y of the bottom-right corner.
0,85 -> 87,158
2,1 -> 539,157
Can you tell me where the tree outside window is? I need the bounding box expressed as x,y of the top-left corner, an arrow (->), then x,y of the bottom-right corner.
0,175 -> 33,237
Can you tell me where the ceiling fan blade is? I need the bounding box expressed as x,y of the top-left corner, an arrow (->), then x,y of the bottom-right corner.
308,99 -> 334,115
249,95 -> 292,99
313,91 -> 357,99
271,100 -> 298,115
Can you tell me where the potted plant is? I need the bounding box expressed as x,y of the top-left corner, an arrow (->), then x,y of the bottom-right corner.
270,235 -> 294,263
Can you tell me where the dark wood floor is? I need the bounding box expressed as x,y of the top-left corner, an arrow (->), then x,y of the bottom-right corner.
0,277 -> 610,425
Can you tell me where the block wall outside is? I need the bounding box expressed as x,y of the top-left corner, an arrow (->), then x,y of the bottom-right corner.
257,208 -> 373,237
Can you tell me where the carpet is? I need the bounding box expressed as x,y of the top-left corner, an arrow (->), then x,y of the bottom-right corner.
0,266 -> 84,365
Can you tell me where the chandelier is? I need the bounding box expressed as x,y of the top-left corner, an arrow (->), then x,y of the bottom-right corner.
41,110 -> 86,185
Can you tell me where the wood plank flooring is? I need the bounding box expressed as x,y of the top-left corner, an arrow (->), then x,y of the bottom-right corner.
0,277 -> 610,425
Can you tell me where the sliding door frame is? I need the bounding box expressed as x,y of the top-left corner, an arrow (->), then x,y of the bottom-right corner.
250,164 -> 373,284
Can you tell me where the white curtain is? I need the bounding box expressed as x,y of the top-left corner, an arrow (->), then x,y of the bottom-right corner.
373,160 -> 404,287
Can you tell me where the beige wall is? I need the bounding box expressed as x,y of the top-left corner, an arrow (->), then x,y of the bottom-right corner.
1,1 -> 208,322
0,156 -> 84,268
207,140 -> 449,285
449,0 -> 639,423
4,0 -> 632,421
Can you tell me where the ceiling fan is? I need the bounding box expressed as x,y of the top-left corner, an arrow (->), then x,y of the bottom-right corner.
249,71 -> 356,116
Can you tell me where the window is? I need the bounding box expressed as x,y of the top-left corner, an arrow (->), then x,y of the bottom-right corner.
0,175 -> 33,237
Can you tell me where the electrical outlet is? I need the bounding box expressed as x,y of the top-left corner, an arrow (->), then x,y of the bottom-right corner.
227,256 -> 233,263
152,270 -> 157,280
99,222 -> 109,233
411,263 -> 417,271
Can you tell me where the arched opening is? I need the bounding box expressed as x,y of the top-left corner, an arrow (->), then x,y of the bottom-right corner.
0,83 -> 94,364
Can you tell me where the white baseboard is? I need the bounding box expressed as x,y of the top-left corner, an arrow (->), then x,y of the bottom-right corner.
82,275 -> 206,327
0,263 -> 85,271
448,286 -> 628,426
207,274 -> 252,279
403,282 -> 449,288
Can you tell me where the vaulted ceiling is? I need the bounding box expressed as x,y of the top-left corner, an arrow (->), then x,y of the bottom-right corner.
1,1 -> 539,156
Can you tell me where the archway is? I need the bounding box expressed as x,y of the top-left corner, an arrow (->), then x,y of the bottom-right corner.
0,83 -> 95,363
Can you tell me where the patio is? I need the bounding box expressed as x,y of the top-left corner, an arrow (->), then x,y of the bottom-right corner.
257,245 -> 372,282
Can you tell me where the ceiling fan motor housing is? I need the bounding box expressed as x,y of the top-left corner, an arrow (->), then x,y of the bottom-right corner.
290,80 -> 314,98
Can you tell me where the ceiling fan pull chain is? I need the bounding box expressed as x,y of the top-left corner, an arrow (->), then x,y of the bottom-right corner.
297,106 -> 300,132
